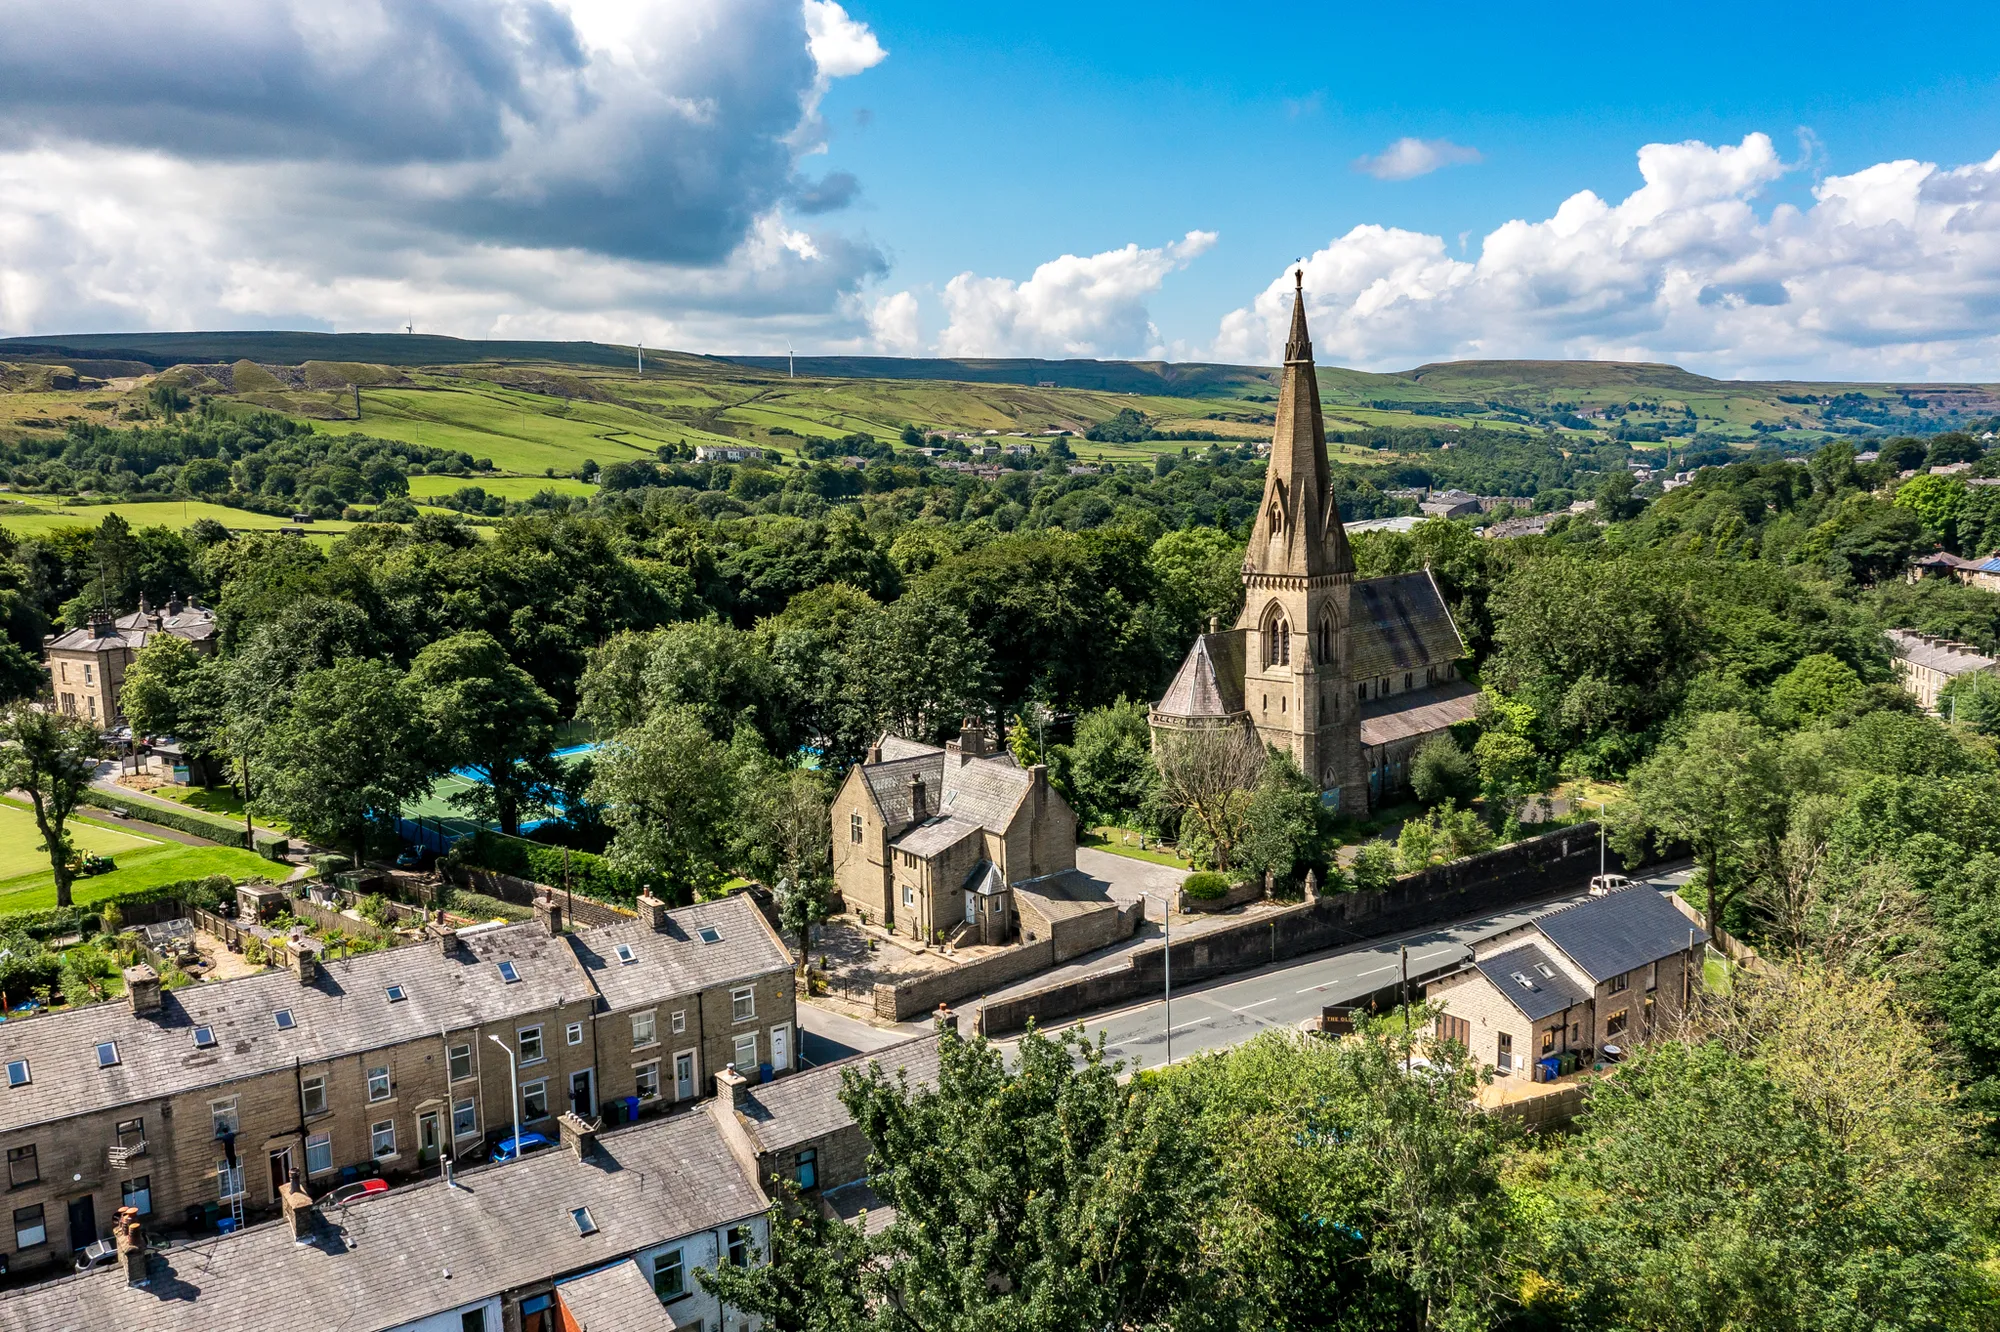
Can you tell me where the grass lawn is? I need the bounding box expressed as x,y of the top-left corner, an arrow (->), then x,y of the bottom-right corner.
0,800 -> 165,880
0,497 -> 361,539
407,474 -> 596,500
1081,826 -> 1192,869
0,838 -> 277,916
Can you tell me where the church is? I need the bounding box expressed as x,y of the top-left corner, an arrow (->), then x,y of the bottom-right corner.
1150,276 -> 1477,812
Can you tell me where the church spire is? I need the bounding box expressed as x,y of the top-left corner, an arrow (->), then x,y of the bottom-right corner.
1243,270 -> 1352,579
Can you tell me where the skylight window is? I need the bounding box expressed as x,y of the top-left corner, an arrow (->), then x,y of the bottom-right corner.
1511,973 -> 1535,989
193,1027 -> 217,1049
5,1060 -> 28,1087
614,944 -> 636,965
497,961 -> 521,984
386,984 -> 407,1003
1535,964 -> 1555,980
274,1010 -> 296,1031
697,927 -> 722,945
96,1042 -> 120,1068
570,1206 -> 598,1236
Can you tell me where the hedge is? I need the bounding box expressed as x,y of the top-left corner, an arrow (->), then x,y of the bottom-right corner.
0,875 -> 237,940
458,829 -> 639,904
78,791 -> 248,848
1183,872 -> 1231,900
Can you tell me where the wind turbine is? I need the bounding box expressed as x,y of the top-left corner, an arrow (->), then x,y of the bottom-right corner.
787,340 -> 795,380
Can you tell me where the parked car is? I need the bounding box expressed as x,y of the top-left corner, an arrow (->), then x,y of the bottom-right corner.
326,1178 -> 390,1207
492,1132 -> 553,1163
1587,873 -> 1632,896
74,1238 -> 117,1271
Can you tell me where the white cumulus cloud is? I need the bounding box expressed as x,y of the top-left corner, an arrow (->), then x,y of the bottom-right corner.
935,231 -> 1217,358
1216,133 -> 2000,378
1352,137 -> 1483,181
868,290 -> 923,354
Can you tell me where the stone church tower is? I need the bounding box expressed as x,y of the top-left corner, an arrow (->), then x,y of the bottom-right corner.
1232,274 -> 1367,810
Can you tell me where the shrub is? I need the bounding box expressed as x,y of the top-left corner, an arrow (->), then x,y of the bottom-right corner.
1409,734 -> 1479,807
446,890 -> 533,923
456,829 -> 638,904
77,790 -> 248,847
1349,842 -> 1399,892
1183,872 -> 1231,900
310,854 -> 352,878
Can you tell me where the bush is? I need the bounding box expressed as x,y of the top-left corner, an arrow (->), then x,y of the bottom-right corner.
78,790 -> 248,847
1183,872 -> 1230,900
1349,842 -> 1399,892
445,890 -> 533,923
457,829 -> 638,904
310,854 -> 352,878
1409,735 -> 1479,807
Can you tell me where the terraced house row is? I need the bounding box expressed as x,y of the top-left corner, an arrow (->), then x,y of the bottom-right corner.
0,892 -> 797,1279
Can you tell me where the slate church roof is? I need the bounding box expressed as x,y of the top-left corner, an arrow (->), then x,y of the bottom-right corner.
1349,569 -> 1467,680
1153,630 -> 1248,723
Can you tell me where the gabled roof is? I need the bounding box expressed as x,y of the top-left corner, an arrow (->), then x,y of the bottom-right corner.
557,1259 -> 681,1332
1534,888 -> 1699,983
1154,630 -> 1247,721
890,815 -> 983,859
936,759 -> 1029,828
1473,942 -> 1591,1022
876,733 -> 941,762
570,895 -> 792,1015
1358,680 -> 1481,748
861,753 -> 946,825
733,1034 -> 942,1156
0,1109 -> 764,1332
1349,570 -> 1466,679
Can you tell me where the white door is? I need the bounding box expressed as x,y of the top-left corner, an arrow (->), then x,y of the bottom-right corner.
770,1024 -> 790,1072
674,1051 -> 695,1100
965,893 -> 977,924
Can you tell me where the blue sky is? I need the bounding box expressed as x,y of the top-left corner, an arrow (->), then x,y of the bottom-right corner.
1,1 -> 1998,377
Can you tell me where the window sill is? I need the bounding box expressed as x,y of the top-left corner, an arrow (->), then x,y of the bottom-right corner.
632,1041 -> 660,1052
373,1152 -> 400,1164
519,1059 -> 547,1069
7,1180 -> 40,1192
731,1016 -> 756,1025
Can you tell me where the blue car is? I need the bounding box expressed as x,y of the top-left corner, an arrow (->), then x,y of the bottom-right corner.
491,1132 -> 553,1163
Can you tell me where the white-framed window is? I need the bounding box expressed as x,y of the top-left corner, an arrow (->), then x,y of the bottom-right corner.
733,1033 -> 757,1070
452,1098 -> 478,1139
849,812 -> 862,843
115,1117 -> 145,1155
210,1097 -> 239,1139
371,1120 -> 396,1158
519,1025 -> 544,1065
121,1174 -> 152,1217
634,1061 -> 660,1101
217,1158 -> 245,1200
653,1246 -> 685,1299
901,883 -> 914,908
632,1010 -> 657,1047
448,1043 -> 473,1082
366,1065 -> 391,1102
671,1010 -> 686,1035
523,1080 -> 548,1121
1609,971 -> 1630,995
731,987 -> 755,1023
5,1059 -> 28,1087
305,1132 -> 333,1175
301,1076 -> 327,1117
566,1022 -> 583,1046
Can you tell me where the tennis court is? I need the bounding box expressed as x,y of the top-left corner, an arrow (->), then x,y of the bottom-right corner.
397,745 -> 599,850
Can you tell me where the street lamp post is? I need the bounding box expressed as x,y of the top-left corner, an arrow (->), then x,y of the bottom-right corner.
1140,890 -> 1174,1067
487,1034 -> 520,1163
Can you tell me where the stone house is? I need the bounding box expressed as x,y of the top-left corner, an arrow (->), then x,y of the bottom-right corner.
1149,277 -> 1477,815
831,720 -> 1077,944
42,593 -> 216,728
1887,628 -> 2000,711
0,1108 -> 769,1332
0,896 -> 793,1278
1425,887 -> 1702,1080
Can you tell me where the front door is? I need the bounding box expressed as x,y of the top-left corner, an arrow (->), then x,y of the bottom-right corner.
569,1069 -> 595,1119
267,1147 -> 293,1200
965,893 -> 977,925
417,1111 -> 442,1163
674,1051 -> 695,1101
770,1024 -> 790,1073
66,1194 -> 96,1253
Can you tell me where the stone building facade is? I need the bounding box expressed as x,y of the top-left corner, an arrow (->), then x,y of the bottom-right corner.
831,720 -> 1077,944
0,895 -> 793,1277
1150,276 -> 1475,813
42,593 -> 217,728
1886,628 -> 1999,712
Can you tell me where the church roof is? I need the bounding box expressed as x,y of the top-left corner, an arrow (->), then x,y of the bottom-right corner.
1358,680 -> 1481,747
1350,570 -> 1466,680
1242,276 -> 1353,580
1153,630 -> 1247,722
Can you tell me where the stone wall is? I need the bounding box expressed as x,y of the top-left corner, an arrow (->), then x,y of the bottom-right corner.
447,866 -> 633,929
873,941 -> 1056,1021
979,823 -> 1618,1038
1178,878 -> 1264,914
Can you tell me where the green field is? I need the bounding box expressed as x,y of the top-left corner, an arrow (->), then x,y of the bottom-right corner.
0,494 -> 360,539
407,474 -> 596,499
0,801 -> 275,914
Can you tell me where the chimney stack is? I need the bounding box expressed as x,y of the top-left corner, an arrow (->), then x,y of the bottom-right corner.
865,741 -> 882,765
291,939 -> 321,986
533,894 -> 563,937
933,1003 -> 959,1033
87,609 -> 116,641
435,924 -> 463,957
278,1170 -> 316,1243
556,1110 -> 599,1159
637,894 -> 669,932
908,773 -> 927,821
715,1065 -> 751,1110
114,1206 -> 148,1286
124,965 -> 161,1016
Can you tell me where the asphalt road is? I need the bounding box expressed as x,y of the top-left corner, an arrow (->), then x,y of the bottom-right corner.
1002,864 -> 1694,1073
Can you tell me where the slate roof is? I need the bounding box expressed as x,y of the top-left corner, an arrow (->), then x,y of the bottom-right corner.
890,815 -> 983,858
963,862 -> 1005,897
859,739 -> 1034,841
861,754 -> 946,825
875,734 -> 941,762
734,1035 -> 941,1156
1534,888 -> 1700,984
1153,630 -> 1248,721
0,922 -> 586,1135
1473,943 -> 1592,1022
1887,629 -> 1999,677
572,896 -> 792,1016
822,1179 -> 896,1235
1358,680 -> 1481,748
935,760 -> 1029,828
47,604 -> 216,653
0,1109 -> 765,1332
1011,869 -> 1115,922
1349,570 -> 1466,679
557,1259 -> 682,1332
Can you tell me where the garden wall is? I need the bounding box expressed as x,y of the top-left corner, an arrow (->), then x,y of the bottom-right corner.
978,823 -> 1622,1038
1179,878 -> 1264,914
444,865 -> 633,929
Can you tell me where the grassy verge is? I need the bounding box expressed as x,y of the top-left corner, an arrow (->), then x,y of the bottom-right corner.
1080,826 -> 1192,869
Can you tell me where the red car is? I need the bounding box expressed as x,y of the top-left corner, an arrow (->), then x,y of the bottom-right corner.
326,1178 -> 389,1206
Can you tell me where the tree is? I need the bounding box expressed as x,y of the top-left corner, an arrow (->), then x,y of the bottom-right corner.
1616,710 -> 1787,940
1147,526 -> 1245,635
1893,473 -> 1969,549
589,704 -> 737,902
1938,670 -> 2000,734
0,704 -> 110,908
1395,800 -> 1492,873
1766,652 -> 1864,727
1059,698 -> 1158,824
255,658 -> 433,865
1153,723 -> 1262,870
408,630 -> 560,836
118,634 -> 225,762
1408,733 -> 1478,807
733,756 -> 833,964
1236,748 -> 1325,887
1593,468 -> 1642,521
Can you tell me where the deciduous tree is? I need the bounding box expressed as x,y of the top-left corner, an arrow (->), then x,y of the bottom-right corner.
0,704 -> 109,908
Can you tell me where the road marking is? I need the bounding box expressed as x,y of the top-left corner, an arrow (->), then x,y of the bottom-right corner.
1233,997 -> 1281,1010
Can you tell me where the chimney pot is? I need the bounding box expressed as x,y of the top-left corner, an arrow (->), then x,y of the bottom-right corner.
715,1065 -> 751,1109
123,965 -> 161,1016
114,1206 -> 148,1285
934,1003 -> 959,1033
637,894 -> 669,932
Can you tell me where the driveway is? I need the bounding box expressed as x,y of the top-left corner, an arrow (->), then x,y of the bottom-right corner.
1074,846 -> 1187,911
